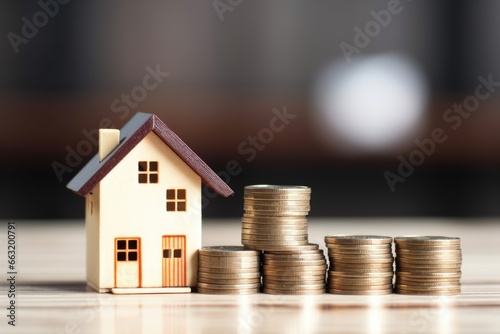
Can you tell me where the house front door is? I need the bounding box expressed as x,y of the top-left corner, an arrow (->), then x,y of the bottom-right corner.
162,235 -> 186,287
115,238 -> 141,288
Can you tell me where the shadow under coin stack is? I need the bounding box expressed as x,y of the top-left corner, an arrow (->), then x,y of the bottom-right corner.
197,246 -> 261,294
325,235 -> 394,295
394,236 -> 462,295
242,185 -> 326,294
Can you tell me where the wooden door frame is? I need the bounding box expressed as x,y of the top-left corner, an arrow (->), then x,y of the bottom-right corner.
162,235 -> 187,287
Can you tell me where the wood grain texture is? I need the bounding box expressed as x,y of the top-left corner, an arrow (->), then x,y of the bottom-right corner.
1,219 -> 499,334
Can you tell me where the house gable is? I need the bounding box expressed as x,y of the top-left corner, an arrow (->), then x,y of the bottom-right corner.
67,112 -> 234,198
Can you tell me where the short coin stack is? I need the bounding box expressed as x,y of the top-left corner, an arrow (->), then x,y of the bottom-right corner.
197,246 -> 261,294
262,244 -> 327,294
325,235 -> 394,295
394,236 -> 462,295
242,185 -> 311,251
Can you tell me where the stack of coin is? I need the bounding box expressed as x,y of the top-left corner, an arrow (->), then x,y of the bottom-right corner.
197,246 -> 261,294
325,235 -> 394,295
262,244 -> 326,294
242,185 -> 311,251
394,236 -> 462,295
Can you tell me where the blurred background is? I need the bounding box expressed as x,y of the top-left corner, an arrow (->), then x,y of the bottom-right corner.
1,0 -> 500,219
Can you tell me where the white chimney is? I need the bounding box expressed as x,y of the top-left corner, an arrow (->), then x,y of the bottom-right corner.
99,129 -> 120,162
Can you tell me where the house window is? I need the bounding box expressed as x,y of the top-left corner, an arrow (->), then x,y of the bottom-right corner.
138,161 -> 158,184
163,249 -> 182,258
116,238 -> 139,262
166,189 -> 187,212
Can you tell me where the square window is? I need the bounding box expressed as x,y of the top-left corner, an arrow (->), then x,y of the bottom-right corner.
177,202 -> 186,211
128,240 -> 137,249
166,202 -> 176,211
128,252 -> 138,261
117,240 -> 127,249
149,174 -> 158,183
166,189 -> 176,200
149,161 -> 158,171
117,252 -> 126,261
173,249 -> 182,258
138,174 -> 148,183
163,249 -> 171,258
177,189 -> 186,199
138,161 -> 148,171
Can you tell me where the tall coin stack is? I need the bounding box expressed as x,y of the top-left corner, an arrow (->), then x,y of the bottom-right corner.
197,246 -> 261,294
394,236 -> 462,295
242,185 -> 311,251
242,185 -> 327,294
325,235 -> 394,295
262,244 -> 327,295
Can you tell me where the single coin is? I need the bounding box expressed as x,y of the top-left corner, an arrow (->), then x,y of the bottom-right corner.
244,243 -> 318,252
263,266 -> 327,275
329,263 -> 394,270
328,288 -> 393,295
242,234 -> 308,241
264,282 -> 325,289
242,215 -> 308,223
329,283 -> 393,291
327,243 -> 392,249
264,254 -> 325,261
264,265 -> 326,272
394,281 -> 461,288
243,241 -> 309,247
328,249 -> 392,256
244,194 -> 311,201
395,271 -> 461,278
244,199 -> 311,206
396,262 -> 462,269
263,288 -> 325,295
394,288 -> 461,296
263,258 -> 326,266
198,277 -> 261,284
264,243 -> 319,251
329,271 -> 394,278
395,277 -> 461,285
244,185 -> 311,193
394,236 -> 460,245
197,287 -> 260,295
325,235 -> 392,245
197,282 -> 261,290
244,211 -> 310,217
198,260 -> 261,269
330,256 -> 394,264
268,252 -> 323,258
197,266 -> 260,274
330,252 -> 394,258
264,256 -> 326,263
395,263 -> 462,270
198,254 -> 260,264
264,275 -> 325,282
198,272 -> 261,279
242,227 -> 308,235
395,245 -> 461,251
395,249 -> 462,256
244,203 -> 311,211
199,246 -> 261,257
242,241 -> 309,248
395,283 -> 460,291
330,278 -> 393,286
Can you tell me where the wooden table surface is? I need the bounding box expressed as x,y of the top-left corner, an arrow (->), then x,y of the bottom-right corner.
1,219 -> 499,334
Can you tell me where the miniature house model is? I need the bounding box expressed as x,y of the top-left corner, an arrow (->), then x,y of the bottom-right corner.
67,112 -> 233,293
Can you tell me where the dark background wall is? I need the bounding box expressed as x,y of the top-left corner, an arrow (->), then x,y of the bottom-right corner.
1,1 -> 500,219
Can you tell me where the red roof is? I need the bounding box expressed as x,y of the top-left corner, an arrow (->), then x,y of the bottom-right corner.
67,112 -> 234,198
